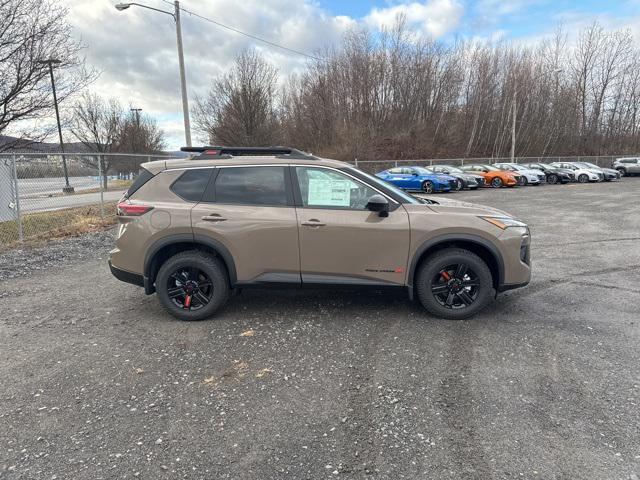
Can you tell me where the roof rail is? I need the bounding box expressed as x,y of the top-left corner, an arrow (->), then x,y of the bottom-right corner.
180,146 -> 317,160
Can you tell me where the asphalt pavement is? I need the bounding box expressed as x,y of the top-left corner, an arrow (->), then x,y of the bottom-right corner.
0,179 -> 639,479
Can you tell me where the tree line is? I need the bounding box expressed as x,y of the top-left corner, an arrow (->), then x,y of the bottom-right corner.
195,20 -> 640,161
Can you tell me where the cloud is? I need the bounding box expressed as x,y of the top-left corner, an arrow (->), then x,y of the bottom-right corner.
364,0 -> 464,38
64,0 -> 355,149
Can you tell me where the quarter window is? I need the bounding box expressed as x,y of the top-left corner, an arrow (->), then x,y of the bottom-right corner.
170,169 -> 212,202
214,166 -> 288,206
295,167 -> 378,210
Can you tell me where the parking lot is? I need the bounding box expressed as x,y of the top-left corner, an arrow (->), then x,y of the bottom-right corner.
1,179 -> 639,479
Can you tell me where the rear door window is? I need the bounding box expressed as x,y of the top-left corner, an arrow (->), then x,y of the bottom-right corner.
212,166 -> 290,206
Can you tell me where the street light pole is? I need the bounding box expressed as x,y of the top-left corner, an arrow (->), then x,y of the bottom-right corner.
39,59 -> 74,193
115,2 -> 192,146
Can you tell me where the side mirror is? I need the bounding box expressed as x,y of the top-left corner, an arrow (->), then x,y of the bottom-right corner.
366,194 -> 389,217
412,172 -> 418,176
482,169 -> 489,173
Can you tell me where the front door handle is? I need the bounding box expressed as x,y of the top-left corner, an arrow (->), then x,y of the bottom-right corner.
202,214 -> 227,222
301,219 -> 326,227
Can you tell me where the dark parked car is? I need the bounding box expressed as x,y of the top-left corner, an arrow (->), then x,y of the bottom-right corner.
521,163 -> 575,184
430,165 -> 485,190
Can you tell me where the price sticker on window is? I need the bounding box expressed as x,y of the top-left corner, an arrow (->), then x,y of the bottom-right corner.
307,178 -> 351,206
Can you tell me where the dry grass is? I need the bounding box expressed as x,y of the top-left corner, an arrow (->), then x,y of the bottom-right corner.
0,202 -> 117,252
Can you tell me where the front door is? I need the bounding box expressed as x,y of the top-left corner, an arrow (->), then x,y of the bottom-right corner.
191,165 -> 300,284
292,166 -> 411,286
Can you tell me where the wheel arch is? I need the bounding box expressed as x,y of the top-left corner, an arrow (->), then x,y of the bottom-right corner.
143,234 -> 237,294
408,234 -> 504,291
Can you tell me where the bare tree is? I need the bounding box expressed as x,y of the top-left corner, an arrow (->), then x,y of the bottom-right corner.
0,0 -> 93,144
194,49 -> 280,145
115,109 -> 166,154
70,93 -> 122,188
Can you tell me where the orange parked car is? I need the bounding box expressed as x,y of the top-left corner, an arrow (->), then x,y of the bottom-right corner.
459,164 -> 521,188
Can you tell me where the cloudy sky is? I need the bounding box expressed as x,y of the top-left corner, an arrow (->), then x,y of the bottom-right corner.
60,0 -> 640,150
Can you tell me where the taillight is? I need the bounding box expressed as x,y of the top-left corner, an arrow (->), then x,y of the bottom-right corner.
117,201 -> 154,216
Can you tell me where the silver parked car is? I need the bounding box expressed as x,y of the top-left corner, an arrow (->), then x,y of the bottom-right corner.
612,158 -> 640,176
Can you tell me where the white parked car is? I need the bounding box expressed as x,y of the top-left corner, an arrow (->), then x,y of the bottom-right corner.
550,162 -> 603,183
494,163 -> 545,185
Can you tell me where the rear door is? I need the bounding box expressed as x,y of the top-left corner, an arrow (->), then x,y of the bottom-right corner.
191,165 -> 301,284
292,166 -> 410,286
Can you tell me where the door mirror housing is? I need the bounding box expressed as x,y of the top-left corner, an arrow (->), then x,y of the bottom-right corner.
412,172 -> 419,176
366,194 -> 389,217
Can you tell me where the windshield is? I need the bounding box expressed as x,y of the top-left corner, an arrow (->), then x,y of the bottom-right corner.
539,163 -> 553,169
414,167 -> 435,174
580,162 -> 599,169
484,165 -> 500,171
441,166 -> 463,173
347,167 -> 421,204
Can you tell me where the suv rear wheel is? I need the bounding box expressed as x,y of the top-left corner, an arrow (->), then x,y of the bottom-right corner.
156,251 -> 229,321
616,167 -> 627,177
415,248 -> 493,320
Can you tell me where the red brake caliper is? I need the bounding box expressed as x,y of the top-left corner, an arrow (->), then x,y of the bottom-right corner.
184,295 -> 192,309
441,271 -> 451,281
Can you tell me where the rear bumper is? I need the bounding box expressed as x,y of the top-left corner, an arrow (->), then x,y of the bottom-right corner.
109,260 -> 144,288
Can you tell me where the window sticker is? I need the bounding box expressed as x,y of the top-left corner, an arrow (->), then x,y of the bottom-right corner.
307,178 -> 351,206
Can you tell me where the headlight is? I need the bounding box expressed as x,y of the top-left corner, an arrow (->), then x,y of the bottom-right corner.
479,216 -> 528,230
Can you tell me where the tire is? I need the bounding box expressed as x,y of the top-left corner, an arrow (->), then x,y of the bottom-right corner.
547,174 -> 558,184
616,168 -> 626,177
490,177 -> 503,188
415,248 -> 493,320
156,251 -> 230,321
455,179 -> 463,191
578,174 -> 589,183
422,180 -> 434,194
522,177 -> 528,186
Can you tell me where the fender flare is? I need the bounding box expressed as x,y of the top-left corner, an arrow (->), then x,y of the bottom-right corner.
407,233 -> 505,287
144,233 -> 238,288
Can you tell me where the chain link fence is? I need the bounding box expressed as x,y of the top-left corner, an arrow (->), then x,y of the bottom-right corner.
0,152 -> 171,247
351,154 -> 630,173
0,151 -> 635,248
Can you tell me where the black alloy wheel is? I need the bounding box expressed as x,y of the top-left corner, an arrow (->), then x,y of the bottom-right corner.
578,174 -> 589,183
422,180 -> 434,194
455,179 -> 464,191
491,177 -> 503,188
416,248 -> 493,320
167,267 -> 213,311
547,173 -> 558,184
616,167 -> 626,177
156,251 -> 230,321
430,263 -> 480,309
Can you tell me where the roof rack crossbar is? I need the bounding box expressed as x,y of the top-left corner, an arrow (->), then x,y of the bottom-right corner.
180,146 -> 313,157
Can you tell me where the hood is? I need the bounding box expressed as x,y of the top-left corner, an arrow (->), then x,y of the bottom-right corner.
421,196 -> 513,218
434,174 -> 455,181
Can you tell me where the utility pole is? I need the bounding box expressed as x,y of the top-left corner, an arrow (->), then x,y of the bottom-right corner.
174,1 -> 191,147
130,107 -> 142,127
115,2 -> 192,146
510,90 -> 516,163
39,59 -> 74,193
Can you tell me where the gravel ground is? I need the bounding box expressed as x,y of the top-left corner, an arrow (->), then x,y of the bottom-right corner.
1,179 -> 639,480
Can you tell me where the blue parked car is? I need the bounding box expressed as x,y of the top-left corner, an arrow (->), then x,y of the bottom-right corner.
376,166 -> 458,193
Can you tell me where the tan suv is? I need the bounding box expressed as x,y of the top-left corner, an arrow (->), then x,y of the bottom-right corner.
109,147 -> 531,321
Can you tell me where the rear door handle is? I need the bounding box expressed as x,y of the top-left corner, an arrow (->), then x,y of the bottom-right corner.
202,214 -> 227,222
301,219 -> 326,227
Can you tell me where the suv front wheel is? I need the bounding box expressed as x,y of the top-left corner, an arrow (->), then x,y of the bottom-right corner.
415,248 -> 493,320
156,251 -> 230,321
